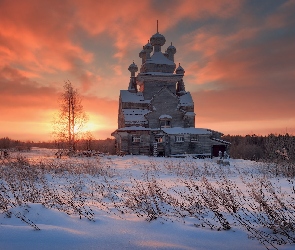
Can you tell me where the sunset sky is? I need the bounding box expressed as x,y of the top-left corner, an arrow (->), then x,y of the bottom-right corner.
0,0 -> 294,141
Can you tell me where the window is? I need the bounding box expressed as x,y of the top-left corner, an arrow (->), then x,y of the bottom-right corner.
160,120 -> 171,128
138,84 -> 144,92
190,136 -> 199,142
155,137 -> 163,143
159,115 -> 172,129
132,136 -> 141,143
176,136 -> 184,142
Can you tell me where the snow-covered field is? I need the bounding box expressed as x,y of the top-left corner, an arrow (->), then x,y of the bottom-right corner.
0,148 -> 294,250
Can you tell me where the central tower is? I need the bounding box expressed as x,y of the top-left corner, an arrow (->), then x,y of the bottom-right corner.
112,22 -> 228,157
137,22 -> 182,99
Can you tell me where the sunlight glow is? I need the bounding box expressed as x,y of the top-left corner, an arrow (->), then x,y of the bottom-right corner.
82,121 -> 101,132
80,113 -> 112,133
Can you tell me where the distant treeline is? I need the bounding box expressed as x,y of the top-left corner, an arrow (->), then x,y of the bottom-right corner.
0,137 -> 32,151
33,138 -> 116,154
2,134 -> 295,161
0,137 -> 116,154
222,134 -> 295,162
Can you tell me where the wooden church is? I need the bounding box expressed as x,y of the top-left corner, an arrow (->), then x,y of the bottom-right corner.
112,25 -> 229,157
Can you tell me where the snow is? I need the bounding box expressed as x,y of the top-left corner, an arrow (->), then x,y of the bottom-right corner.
162,127 -> 211,135
147,52 -> 175,66
151,32 -> 165,39
116,126 -> 151,131
140,72 -> 175,76
179,92 -> 194,106
176,64 -> 184,71
159,114 -> 172,119
123,109 -> 150,116
212,138 -> 231,145
175,64 -> 184,74
1,148 -> 295,250
184,112 -> 195,116
123,109 -> 149,123
167,44 -> 176,51
120,90 -> 150,103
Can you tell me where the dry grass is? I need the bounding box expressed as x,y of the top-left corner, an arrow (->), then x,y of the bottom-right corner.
0,153 -> 294,249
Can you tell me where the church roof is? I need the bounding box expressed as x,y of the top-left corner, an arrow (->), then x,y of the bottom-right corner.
176,63 -> 185,74
161,127 -> 211,135
139,72 -> 175,76
179,92 -> 194,106
159,114 -> 172,119
116,126 -> 151,132
122,109 -> 149,124
147,51 -> 175,66
120,90 -> 150,103
184,111 -> 195,116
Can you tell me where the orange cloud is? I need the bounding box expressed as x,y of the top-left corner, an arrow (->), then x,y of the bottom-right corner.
72,0 -> 243,61
0,0 -> 92,76
0,0 -> 294,140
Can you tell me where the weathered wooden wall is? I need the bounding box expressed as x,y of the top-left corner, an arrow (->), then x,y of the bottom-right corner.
168,134 -> 212,155
146,87 -> 184,128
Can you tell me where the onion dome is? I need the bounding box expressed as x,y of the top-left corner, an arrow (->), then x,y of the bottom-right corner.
128,61 -> 138,76
139,46 -> 146,64
176,63 -> 185,75
167,42 -> 176,54
139,46 -> 146,59
150,32 -> 166,52
144,40 -> 153,53
150,32 -> 166,46
144,40 -> 153,60
128,61 -> 138,92
167,42 -> 176,62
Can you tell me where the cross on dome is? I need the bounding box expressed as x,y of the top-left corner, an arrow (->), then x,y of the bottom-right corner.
150,20 -> 166,52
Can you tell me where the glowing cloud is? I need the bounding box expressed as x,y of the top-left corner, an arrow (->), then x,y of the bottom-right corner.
0,0 -> 294,140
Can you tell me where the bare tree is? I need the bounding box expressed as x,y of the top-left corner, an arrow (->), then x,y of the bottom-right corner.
52,81 -> 88,152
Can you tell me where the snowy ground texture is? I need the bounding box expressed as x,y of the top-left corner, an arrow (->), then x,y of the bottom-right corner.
1,148 -> 295,250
